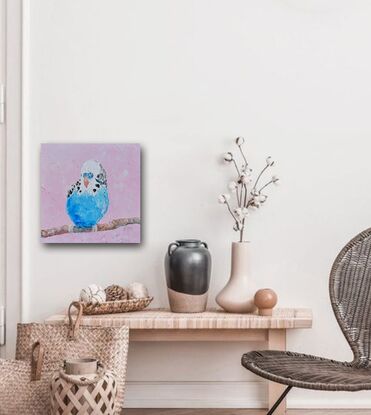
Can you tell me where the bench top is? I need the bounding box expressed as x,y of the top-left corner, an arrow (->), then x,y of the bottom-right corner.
45,307 -> 312,330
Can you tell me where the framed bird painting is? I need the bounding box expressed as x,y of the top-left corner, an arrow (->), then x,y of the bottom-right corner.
40,143 -> 141,243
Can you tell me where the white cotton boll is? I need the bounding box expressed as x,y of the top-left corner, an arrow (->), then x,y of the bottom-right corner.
239,173 -> 251,185
241,207 -> 249,217
253,197 -> 262,207
228,181 -> 238,192
234,208 -> 242,217
218,193 -> 230,204
128,282 -> 149,299
218,194 -> 226,204
235,136 -> 245,146
266,156 -> 275,167
234,207 -> 249,220
80,284 -> 106,304
223,152 -> 233,162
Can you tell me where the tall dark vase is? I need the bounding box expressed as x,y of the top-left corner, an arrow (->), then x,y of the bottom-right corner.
165,239 -> 211,313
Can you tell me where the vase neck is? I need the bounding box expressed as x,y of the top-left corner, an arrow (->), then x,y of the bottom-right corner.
176,239 -> 201,248
230,242 -> 250,277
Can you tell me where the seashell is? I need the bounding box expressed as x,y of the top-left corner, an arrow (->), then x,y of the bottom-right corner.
80,284 -> 106,304
128,282 -> 149,299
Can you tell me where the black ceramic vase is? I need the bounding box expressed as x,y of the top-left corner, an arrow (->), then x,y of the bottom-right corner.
165,239 -> 211,313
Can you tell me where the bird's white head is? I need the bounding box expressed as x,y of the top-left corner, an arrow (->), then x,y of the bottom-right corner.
80,159 -> 107,194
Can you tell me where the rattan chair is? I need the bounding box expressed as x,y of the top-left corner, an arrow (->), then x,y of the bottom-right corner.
242,228 -> 371,414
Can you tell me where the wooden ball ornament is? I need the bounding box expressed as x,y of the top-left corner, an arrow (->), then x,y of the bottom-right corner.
254,288 -> 278,316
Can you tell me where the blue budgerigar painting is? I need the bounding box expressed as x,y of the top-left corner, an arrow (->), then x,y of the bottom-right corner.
41,143 -> 141,243
66,159 -> 109,229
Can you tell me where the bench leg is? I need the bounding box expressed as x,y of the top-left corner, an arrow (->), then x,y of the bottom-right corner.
268,329 -> 287,415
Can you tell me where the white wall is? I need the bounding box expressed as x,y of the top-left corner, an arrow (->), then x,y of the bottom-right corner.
22,0 -> 371,408
0,0 -> 5,359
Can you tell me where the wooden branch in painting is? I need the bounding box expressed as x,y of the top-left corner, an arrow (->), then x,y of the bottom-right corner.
41,217 -> 141,238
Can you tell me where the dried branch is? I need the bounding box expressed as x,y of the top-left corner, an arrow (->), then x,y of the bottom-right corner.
239,185 -> 243,207
219,138 -> 278,242
41,217 -> 140,238
236,187 -> 241,206
225,200 -> 239,224
232,159 -> 241,176
243,183 -> 248,207
259,179 -> 274,193
252,163 -> 270,191
237,142 -> 248,166
240,219 -> 245,242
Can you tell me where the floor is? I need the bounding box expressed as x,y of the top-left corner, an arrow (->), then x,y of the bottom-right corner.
125,410 -> 368,415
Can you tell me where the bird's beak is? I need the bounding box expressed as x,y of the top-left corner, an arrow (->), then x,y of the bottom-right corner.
84,177 -> 89,188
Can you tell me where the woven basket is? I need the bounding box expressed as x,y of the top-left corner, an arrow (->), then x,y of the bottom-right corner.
51,363 -> 117,415
16,302 -> 129,414
82,297 -> 153,315
0,342 -> 53,414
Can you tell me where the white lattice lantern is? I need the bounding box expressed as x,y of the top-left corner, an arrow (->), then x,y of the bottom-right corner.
50,364 -> 117,415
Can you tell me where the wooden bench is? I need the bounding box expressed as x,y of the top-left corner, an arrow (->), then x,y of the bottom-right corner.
46,308 -> 312,414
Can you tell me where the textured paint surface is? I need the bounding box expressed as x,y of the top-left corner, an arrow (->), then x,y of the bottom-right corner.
67,188 -> 109,228
41,143 -> 141,243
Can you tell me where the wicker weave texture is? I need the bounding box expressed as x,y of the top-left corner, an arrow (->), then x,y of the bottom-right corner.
242,228 -> 371,391
16,324 -> 129,413
242,350 -> 371,391
46,308 -> 312,329
329,228 -> 371,367
0,343 -> 55,415
82,297 -> 153,315
51,368 -> 117,415
0,359 -> 51,414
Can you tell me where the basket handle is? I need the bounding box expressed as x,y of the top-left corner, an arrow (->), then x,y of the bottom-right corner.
31,341 -> 44,381
68,301 -> 83,340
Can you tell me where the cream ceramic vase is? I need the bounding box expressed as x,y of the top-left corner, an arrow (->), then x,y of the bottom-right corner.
216,242 -> 257,313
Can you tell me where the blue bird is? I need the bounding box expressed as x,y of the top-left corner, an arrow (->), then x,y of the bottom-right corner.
66,160 -> 109,229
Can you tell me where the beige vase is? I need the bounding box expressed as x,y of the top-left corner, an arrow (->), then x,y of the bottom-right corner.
216,242 -> 257,313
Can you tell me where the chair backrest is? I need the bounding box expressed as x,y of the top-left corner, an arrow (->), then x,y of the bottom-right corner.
330,228 -> 371,367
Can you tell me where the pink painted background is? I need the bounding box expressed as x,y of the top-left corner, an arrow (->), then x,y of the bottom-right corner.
40,144 -> 141,243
